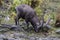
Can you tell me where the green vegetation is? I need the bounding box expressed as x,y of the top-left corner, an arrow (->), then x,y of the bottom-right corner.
0,0 -> 58,24
0,0 -> 60,36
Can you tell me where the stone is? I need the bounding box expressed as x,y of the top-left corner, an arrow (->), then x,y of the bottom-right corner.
29,37 -> 36,40
56,29 -> 60,34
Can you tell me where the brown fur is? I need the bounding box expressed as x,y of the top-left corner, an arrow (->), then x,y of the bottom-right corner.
55,14 -> 60,27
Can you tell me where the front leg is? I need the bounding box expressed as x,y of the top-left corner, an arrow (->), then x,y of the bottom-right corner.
14,16 -> 19,25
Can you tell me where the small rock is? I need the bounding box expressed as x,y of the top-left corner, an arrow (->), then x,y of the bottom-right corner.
0,28 -> 9,32
15,38 -> 25,40
14,33 -> 21,38
8,38 -> 15,40
29,37 -> 36,40
38,37 -> 60,40
0,38 -> 3,40
38,38 -> 43,40
0,34 -> 6,38
3,38 -> 8,40
14,33 -> 28,39
56,29 -> 60,34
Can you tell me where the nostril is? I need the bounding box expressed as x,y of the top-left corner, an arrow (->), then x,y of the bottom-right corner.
35,30 -> 39,33
34,28 -> 39,32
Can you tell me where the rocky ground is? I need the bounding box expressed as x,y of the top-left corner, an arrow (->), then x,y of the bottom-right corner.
0,31 -> 60,40
0,30 -> 60,40
0,23 -> 60,40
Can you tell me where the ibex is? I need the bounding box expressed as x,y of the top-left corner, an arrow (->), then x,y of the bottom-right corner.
15,4 -> 42,32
